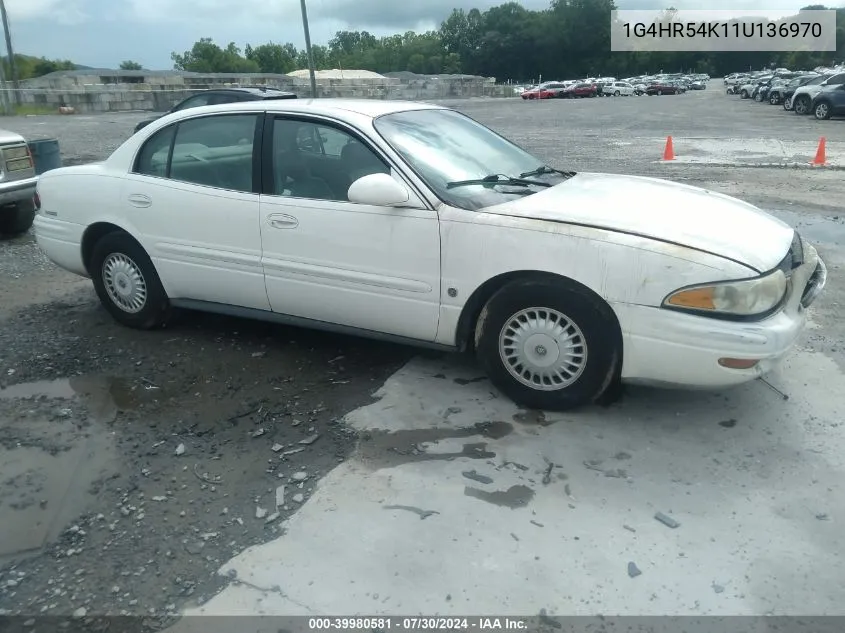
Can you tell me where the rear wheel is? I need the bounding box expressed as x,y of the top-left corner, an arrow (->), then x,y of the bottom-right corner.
614,90 -> 620,96
770,94 -> 779,105
474,279 -> 620,411
0,199 -> 35,236
794,96 -> 811,115
740,90 -> 749,98
90,231 -> 171,329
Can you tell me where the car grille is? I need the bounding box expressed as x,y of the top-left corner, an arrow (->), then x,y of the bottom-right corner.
1,143 -> 33,173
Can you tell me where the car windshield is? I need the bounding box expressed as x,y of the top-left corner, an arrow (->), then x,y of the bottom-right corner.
374,109 -> 572,211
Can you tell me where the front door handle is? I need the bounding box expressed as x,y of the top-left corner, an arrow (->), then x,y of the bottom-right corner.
128,194 -> 152,208
268,214 -> 298,229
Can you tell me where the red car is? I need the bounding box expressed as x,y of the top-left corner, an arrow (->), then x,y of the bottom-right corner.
561,83 -> 598,98
521,82 -> 568,100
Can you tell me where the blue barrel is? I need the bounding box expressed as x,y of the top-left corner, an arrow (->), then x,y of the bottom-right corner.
27,139 -> 63,175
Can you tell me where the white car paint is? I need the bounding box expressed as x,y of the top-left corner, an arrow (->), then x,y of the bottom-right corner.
789,72 -> 845,110
610,82 -> 635,96
33,99 -> 826,399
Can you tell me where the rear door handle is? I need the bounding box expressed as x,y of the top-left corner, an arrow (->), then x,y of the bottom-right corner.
128,194 -> 152,208
268,214 -> 298,229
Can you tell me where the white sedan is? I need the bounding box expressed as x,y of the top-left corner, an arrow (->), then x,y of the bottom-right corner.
33,99 -> 827,411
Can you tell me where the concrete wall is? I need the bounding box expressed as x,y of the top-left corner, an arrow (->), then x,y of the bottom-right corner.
12,72 -> 516,114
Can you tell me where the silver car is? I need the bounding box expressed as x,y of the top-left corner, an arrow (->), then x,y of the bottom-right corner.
0,129 -> 37,236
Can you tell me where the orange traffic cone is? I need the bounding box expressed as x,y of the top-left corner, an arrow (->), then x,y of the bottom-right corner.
662,136 -> 675,161
811,137 -> 826,166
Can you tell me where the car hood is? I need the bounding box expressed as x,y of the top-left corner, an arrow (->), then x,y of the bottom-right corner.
481,173 -> 794,272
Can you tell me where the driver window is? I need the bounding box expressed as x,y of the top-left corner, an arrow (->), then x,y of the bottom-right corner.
271,118 -> 390,202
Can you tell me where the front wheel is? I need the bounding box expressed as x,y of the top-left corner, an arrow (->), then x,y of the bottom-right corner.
815,102 -> 831,120
90,231 -> 171,329
474,279 -> 619,411
0,199 -> 35,236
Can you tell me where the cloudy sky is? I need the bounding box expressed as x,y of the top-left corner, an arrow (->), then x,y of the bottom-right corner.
5,0 -> 842,69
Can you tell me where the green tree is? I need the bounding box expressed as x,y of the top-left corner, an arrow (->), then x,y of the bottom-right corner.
245,43 -> 299,74
172,38 -> 259,73
119,60 -> 143,70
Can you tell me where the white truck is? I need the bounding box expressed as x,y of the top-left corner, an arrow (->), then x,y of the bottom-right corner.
0,128 -> 37,236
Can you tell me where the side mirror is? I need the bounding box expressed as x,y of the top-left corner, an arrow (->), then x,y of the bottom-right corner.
347,173 -> 410,207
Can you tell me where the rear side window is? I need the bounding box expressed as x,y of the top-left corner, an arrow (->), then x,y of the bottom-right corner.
132,114 -> 258,193
134,125 -> 175,177
826,73 -> 845,85
169,114 -> 258,193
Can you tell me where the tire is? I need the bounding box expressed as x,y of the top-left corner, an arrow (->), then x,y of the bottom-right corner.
474,278 -> 620,411
754,92 -> 763,102
770,94 -> 779,105
783,98 -> 793,111
0,199 -> 35,236
794,96 -> 810,115
815,101 -> 831,120
90,231 -> 170,329
740,90 -> 749,99
614,90 -> 620,96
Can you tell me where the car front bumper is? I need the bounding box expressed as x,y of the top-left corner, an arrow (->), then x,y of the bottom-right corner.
614,244 -> 826,389
0,175 -> 37,206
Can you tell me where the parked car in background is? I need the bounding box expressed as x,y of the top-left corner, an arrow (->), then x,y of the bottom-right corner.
561,83 -> 598,98
521,82 -> 570,99
770,75 -> 818,105
133,87 -> 298,133
690,79 -> 707,90
0,130 -> 37,236
790,72 -> 845,114
739,76 -> 772,99
811,84 -> 845,120
782,75 -> 827,110
32,99 -> 827,411
645,82 -> 681,95
608,81 -> 635,96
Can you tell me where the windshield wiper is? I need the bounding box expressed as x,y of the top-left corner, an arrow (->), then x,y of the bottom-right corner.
519,165 -> 574,178
446,174 -> 552,189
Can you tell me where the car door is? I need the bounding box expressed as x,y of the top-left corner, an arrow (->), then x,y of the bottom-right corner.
258,114 -> 441,342
123,112 -> 269,311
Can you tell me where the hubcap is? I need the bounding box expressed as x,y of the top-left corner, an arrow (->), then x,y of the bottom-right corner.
817,104 -> 828,119
102,253 -> 147,313
498,307 -> 588,391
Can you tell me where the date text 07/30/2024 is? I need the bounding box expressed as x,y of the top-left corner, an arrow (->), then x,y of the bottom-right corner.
307,617 -> 529,630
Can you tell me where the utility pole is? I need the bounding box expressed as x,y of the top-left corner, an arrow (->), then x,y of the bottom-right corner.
0,50 -> 10,115
0,0 -> 20,105
299,0 -> 318,98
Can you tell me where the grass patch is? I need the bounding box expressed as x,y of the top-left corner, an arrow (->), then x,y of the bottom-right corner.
11,104 -> 58,116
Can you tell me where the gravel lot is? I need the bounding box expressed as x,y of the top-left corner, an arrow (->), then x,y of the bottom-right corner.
1,81 -> 844,625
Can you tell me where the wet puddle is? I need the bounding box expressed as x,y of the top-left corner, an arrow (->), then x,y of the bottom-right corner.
0,374 -> 147,560
357,421 -> 513,469
0,375 -> 151,423
0,418 -> 118,561
464,484 -> 535,509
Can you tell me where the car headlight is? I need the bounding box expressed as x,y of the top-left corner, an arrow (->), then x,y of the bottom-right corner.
663,269 -> 788,319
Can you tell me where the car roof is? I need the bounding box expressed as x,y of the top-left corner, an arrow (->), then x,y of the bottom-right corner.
199,87 -> 297,99
173,98 -> 448,119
